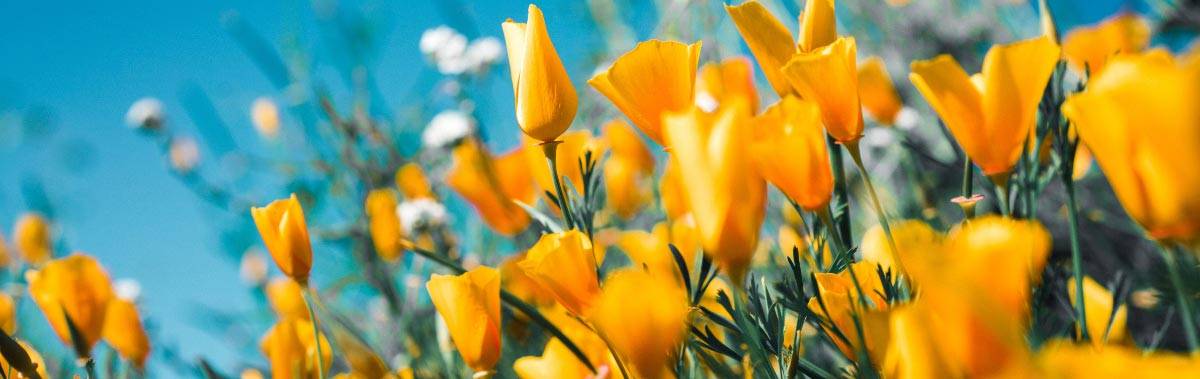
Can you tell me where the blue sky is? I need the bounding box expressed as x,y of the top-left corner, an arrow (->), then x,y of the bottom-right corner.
0,0 -> 1162,375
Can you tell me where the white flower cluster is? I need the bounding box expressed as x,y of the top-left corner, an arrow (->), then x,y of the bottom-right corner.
125,97 -> 164,130
397,198 -> 448,235
422,109 -> 475,149
419,26 -> 503,75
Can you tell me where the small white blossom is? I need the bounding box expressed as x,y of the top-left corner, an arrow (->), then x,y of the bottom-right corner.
422,110 -> 474,149
397,198 -> 447,235
420,26 -> 461,56
466,37 -> 504,68
114,279 -> 142,301
125,97 -> 164,130
895,107 -> 920,131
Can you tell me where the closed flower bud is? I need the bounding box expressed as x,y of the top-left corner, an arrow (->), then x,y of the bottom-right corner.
366,189 -> 405,262
394,163 -> 435,200
251,194 -> 314,286
502,5 -> 577,142
102,298 -> 151,367
260,318 -> 332,379
783,37 -> 864,143
13,213 -> 52,265
426,266 -> 502,374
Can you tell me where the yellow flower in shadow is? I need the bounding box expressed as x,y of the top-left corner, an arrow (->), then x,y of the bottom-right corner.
750,96 -> 833,211
857,57 -> 903,125
251,194 -> 314,285
260,317 -> 333,379
27,253 -> 114,357
366,189 -> 405,262
909,36 -> 1061,180
1067,276 -> 1128,348
1062,13 -> 1149,76
426,266 -> 502,373
591,268 -> 688,379
447,139 -> 536,236
663,100 -> 766,285
1062,53 -> 1200,242
102,298 -> 151,368
590,40 -> 702,146
502,5 -> 577,142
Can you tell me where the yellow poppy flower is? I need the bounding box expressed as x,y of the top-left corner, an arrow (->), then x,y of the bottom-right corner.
750,96 -> 833,211
102,298 -> 151,367
500,252 -> 557,309
589,40 -> 702,146
859,220 -> 940,276
520,230 -> 601,316
1035,340 -> 1200,377
658,159 -> 689,220
618,220 -> 699,277
695,57 -> 760,113
260,318 -> 333,379
447,139 -> 535,236
1062,53 -> 1200,242
591,268 -> 688,379
725,0 -> 837,96
266,277 -> 309,320
26,253 -> 114,356
857,57 -> 903,125
366,189 -> 405,262
783,37 -> 864,143
395,162 -> 435,200
1067,276 -> 1128,348
251,194 -> 314,285
13,212 -> 52,264
662,101 -> 766,284
427,266 -> 501,374
806,261 -> 890,363
502,5 -> 577,142
1062,13 -> 1149,75
909,36 -> 1061,179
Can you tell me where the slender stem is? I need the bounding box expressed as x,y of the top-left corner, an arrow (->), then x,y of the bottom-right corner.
1063,181 -> 1089,341
827,135 -> 853,247
1158,243 -> 1199,355
815,209 -> 849,262
303,287 -> 328,379
960,158 -> 976,219
573,316 -> 632,379
845,141 -> 905,274
542,142 -> 575,230
408,246 -> 599,373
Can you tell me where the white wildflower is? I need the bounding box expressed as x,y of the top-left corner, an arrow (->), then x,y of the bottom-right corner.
397,198 -> 447,235
114,278 -> 142,302
422,110 -> 474,149
125,97 -> 164,130
466,37 -> 504,69
894,107 -> 919,131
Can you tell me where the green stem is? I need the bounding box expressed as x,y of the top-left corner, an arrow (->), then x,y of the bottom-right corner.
960,158 -> 976,219
1063,181 -> 1089,341
303,288 -> 328,379
408,246 -> 599,373
827,135 -> 853,247
542,142 -> 575,230
994,182 -> 1011,217
1159,243 -> 1199,355
81,358 -> 97,379
845,141 -> 905,274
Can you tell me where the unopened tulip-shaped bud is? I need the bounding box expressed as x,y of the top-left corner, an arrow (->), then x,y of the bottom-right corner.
591,268 -> 688,378
251,194 -> 313,285
266,277 -> 310,320
857,57 -> 903,125
395,163 -> 435,200
13,213 -> 52,264
502,5 -> 577,143
1068,276 -> 1128,348
725,0 -> 837,96
260,318 -> 332,379
102,298 -> 151,368
589,40 -> 702,146
366,189 -> 405,262
783,37 -> 864,143
1062,53 -> 1200,242
750,96 -> 833,212
426,266 -> 502,375
27,254 -> 114,357
520,230 -> 601,316
909,36 -> 1060,183
251,97 -> 280,139
663,101 -> 766,285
